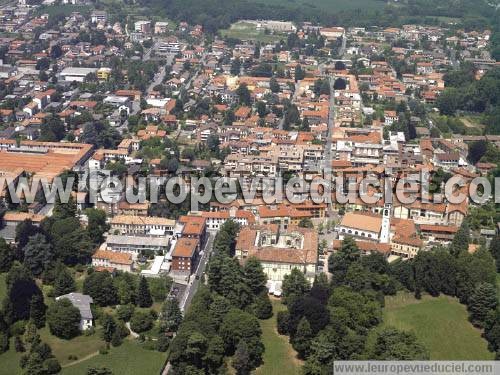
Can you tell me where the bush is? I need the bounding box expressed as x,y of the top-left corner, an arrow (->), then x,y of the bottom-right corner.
116,304 -> 135,322
10,320 -> 27,336
156,335 -> 170,352
130,311 -> 154,333
67,355 -> 78,361
277,311 -> 290,335
99,346 -> 109,355
44,358 -> 61,374
47,299 -> 81,339
0,332 -> 9,354
14,335 -> 25,352
142,339 -> 157,351
19,354 -> 29,368
253,294 -> 273,319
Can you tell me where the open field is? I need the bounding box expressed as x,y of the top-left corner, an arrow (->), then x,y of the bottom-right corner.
265,0 -> 386,12
0,338 -> 23,375
458,115 -> 486,130
220,22 -> 286,43
39,327 -> 105,366
255,298 -> 302,375
61,340 -> 166,375
382,293 -> 494,360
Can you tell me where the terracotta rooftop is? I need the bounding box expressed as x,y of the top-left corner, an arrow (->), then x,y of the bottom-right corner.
339,212 -> 382,233
92,250 -> 133,265
172,238 -> 199,258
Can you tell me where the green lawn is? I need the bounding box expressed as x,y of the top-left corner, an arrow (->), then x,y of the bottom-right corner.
265,0 -> 386,12
255,299 -> 302,375
61,340 -> 166,375
383,293 -> 494,360
220,22 -> 285,43
39,327 -> 105,366
0,338 -> 23,375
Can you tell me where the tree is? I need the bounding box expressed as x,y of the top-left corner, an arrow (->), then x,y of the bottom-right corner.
160,298 -> 183,332
243,257 -> 267,295
335,61 -> 346,70
23,234 -> 54,277
45,358 -> 61,374
253,293 -> 273,319
468,140 -> 488,164
3,264 -> 43,324
50,44 -> 62,59
83,271 -> 118,306
136,276 -> 153,308
282,268 -> 310,305
24,352 -> 45,375
24,320 -> 38,345
333,78 -> 346,90
40,115 -> 65,142
301,117 -> 310,131
230,58 -> 241,76
295,65 -> 305,81
53,265 -> 76,296
0,238 -> 13,272
219,308 -> 262,354
116,304 -> 135,322
328,237 -> 360,286
15,219 -> 42,250
468,282 -> 498,326
35,57 -> 50,71
256,101 -> 267,118
369,327 -> 429,360
0,332 -> 8,354
29,293 -> 47,329
490,235 -> 500,272
232,340 -> 252,375
236,84 -> 251,106
277,311 -> 290,335
289,296 -> 330,335
85,209 -> 109,246
205,336 -> 225,372
298,218 -> 314,228
46,299 -> 81,339
101,314 -> 117,343
130,311 -> 154,333
270,77 -> 280,93
292,317 -> 313,359
450,221 -> 470,257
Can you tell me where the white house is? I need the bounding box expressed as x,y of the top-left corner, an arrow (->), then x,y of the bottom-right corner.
55,293 -> 93,331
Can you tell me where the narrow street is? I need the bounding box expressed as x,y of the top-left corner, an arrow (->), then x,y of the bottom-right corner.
324,76 -> 336,218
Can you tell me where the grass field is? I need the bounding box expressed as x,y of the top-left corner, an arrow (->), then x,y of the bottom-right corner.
265,0 -> 386,12
220,22 -> 286,43
0,338 -> 23,375
39,327 -> 105,366
382,293 -> 494,360
61,340 -> 166,375
255,299 -> 302,375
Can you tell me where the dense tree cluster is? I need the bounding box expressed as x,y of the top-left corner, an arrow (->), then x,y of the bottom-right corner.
170,220 -> 270,374
437,67 -> 500,134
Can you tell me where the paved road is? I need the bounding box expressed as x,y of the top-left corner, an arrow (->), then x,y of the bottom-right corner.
147,53 -> 176,94
324,77 -> 336,218
180,232 -> 215,311
161,232 -> 215,375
